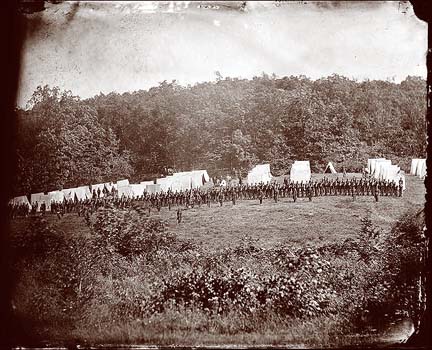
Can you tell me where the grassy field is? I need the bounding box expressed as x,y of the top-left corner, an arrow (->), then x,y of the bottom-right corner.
11,174 -> 425,251
148,174 -> 424,250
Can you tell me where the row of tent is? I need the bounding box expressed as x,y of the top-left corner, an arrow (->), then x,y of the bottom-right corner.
9,170 -> 213,212
12,183 -> 119,212
410,159 -> 426,179
11,157 -> 420,212
247,161 -> 314,185
156,170 -> 210,192
367,158 -> 406,189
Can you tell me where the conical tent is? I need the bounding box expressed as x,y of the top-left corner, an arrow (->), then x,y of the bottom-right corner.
324,162 -> 337,174
290,161 -> 311,183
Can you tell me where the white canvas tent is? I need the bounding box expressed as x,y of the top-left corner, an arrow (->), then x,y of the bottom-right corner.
75,186 -> 92,201
130,184 -> 145,198
116,179 -> 131,197
410,159 -> 421,175
62,188 -> 77,201
171,173 -> 193,192
156,176 -> 175,192
381,164 -> 400,182
190,170 -> 210,188
117,185 -> 134,198
48,190 -> 64,203
368,158 -> 385,175
9,195 -> 31,209
117,179 -> 129,187
416,159 -> 426,179
373,159 -> 392,179
324,162 -> 337,174
140,180 -> 155,187
146,184 -> 161,194
247,164 -> 272,185
31,192 -> 51,211
290,161 -> 311,183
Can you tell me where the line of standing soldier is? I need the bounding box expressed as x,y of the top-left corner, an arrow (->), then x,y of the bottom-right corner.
7,176 -> 404,218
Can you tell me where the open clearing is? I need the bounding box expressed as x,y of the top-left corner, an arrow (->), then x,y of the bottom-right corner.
10,174 -> 425,251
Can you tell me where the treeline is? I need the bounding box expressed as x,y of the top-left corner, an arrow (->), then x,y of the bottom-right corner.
13,74 -> 426,195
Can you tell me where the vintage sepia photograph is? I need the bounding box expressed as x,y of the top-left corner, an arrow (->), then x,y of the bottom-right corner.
5,0 -> 430,348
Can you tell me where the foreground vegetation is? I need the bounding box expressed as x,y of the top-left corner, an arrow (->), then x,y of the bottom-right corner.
8,176 -> 425,347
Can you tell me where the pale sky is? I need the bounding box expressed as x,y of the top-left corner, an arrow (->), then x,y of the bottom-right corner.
17,1 -> 427,108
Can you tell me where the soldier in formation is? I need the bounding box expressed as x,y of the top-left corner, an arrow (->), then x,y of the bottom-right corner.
8,175 -> 405,219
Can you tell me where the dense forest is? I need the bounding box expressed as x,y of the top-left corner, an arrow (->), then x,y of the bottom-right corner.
13,74 -> 426,196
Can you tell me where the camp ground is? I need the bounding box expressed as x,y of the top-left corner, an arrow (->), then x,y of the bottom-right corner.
7,2 -> 428,346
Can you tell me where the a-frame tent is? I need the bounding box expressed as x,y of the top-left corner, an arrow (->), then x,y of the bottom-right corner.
324,162 -> 337,174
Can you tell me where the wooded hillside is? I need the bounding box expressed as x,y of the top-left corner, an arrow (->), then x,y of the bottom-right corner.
14,74 -> 426,195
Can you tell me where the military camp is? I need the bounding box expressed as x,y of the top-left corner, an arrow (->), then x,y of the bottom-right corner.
5,0 -> 429,348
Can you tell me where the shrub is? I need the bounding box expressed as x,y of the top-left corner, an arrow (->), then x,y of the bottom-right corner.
9,206 -> 426,343
91,205 -> 184,260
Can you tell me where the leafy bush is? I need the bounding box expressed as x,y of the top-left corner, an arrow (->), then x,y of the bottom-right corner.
91,205 -> 181,260
9,206 -> 426,343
